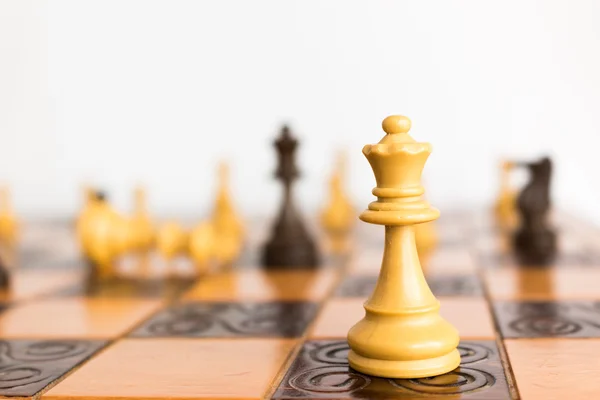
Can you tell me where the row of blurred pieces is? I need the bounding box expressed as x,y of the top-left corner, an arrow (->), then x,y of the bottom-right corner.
0,123 -> 552,287
0,166 -> 349,280
0,126 -> 375,287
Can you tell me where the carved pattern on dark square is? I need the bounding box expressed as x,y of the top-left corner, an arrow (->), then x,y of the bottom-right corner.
0,339 -> 105,397
494,300 -> 600,338
272,340 -> 511,399
131,301 -> 318,338
336,274 -> 483,298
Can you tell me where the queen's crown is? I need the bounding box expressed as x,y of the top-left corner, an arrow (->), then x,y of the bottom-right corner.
360,115 -> 439,226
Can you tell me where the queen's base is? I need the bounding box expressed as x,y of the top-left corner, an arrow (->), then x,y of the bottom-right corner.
348,348 -> 461,379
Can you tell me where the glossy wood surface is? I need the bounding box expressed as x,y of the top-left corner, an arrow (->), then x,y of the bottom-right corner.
506,339 -> 600,400
0,297 -> 160,338
484,267 -> 600,299
183,269 -> 338,301
0,209 -> 597,399
43,338 -> 297,400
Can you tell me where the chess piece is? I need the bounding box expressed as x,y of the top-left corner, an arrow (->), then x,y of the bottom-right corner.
321,151 -> 355,235
262,125 -> 319,268
494,160 -> 518,229
111,213 -> 134,257
512,157 -> 556,264
321,152 -> 355,255
347,115 -> 460,378
76,185 -> 95,234
211,162 -> 244,265
212,162 -> 244,239
76,188 -> 103,245
0,187 -> 18,246
0,188 -> 12,289
78,192 -> 125,279
130,186 -> 154,252
213,232 -> 242,266
0,254 -> 9,290
156,222 -> 188,260
189,221 -> 215,273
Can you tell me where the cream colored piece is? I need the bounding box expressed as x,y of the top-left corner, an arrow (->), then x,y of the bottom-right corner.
494,160 -> 517,229
320,151 -> 355,235
129,186 -> 154,252
188,221 -> 215,274
347,115 -> 460,379
78,196 -> 129,279
75,185 -> 96,241
211,162 -> 244,264
0,187 -> 18,245
156,222 -> 188,260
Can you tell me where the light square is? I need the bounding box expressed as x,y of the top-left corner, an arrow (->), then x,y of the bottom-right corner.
43,338 -> 297,400
183,269 -> 337,301
0,297 -> 160,339
505,339 -> 600,399
484,267 -> 600,300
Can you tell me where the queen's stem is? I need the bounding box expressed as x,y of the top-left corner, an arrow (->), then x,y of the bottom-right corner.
365,225 -> 438,313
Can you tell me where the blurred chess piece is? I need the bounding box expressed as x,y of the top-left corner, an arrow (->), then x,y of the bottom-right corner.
0,186 -> 18,246
78,192 -> 127,280
76,185 -> 98,241
156,222 -> 188,260
0,254 -> 9,291
211,162 -> 244,265
494,160 -> 518,229
512,157 -> 556,264
189,221 -> 215,274
262,125 -> 319,268
156,221 -> 190,278
111,213 -> 135,258
129,186 -> 155,252
321,151 -> 355,254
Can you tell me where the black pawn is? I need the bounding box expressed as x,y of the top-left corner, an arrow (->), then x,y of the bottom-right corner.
94,190 -> 107,201
0,255 -> 9,290
262,125 -> 319,268
512,157 -> 557,264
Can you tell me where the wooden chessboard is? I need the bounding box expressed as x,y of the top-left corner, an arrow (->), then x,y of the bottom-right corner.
0,210 -> 599,400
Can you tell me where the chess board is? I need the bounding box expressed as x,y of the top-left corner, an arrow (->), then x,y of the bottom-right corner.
0,210 -> 599,400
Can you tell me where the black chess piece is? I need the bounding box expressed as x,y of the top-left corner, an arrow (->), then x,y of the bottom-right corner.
0,254 -> 10,290
94,190 -> 107,201
512,156 -> 557,264
262,125 -> 320,268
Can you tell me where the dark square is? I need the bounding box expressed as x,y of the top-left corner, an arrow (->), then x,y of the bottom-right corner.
272,340 -> 511,399
494,300 -> 600,338
130,301 -> 319,338
0,339 -> 106,397
336,274 -> 483,298
56,277 -> 196,299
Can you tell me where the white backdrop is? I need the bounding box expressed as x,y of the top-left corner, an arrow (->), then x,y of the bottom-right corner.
1,0 -> 599,223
